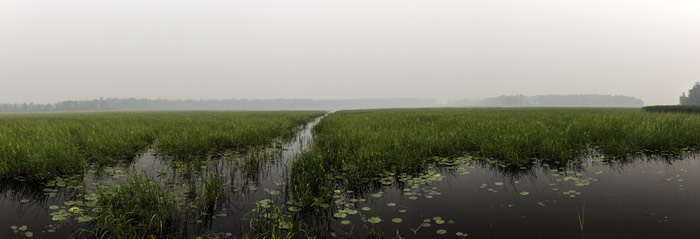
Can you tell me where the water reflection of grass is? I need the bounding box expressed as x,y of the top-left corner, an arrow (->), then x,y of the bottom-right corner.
0,180 -> 53,202
577,201 -> 586,239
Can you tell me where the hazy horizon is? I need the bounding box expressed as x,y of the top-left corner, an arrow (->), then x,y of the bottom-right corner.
2,0 -> 699,105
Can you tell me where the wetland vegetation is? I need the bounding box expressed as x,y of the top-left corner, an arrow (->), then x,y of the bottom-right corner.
0,111 -> 322,180
286,108 -> 700,238
0,111 -> 324,238
291,108 -> 700,200
1,108 -> 700,238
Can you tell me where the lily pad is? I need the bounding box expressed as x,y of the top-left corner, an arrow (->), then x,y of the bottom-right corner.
367,217 -> 382,224
256,199 -> 273,208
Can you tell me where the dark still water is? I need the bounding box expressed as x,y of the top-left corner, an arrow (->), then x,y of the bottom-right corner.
325,155 -> 700,239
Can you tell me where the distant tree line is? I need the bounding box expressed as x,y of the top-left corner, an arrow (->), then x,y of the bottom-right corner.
0,98 -> 438,112
449,94 -> 644,107
0,99 -> 111,112
1,94 -> 648,113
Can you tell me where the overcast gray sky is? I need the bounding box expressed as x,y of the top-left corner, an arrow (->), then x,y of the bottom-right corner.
1,0 -> 699,105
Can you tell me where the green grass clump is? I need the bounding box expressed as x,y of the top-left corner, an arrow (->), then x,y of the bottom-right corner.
194,169 -> 229,214
93,176 -> 176,239
0,111 -> 323,181
0,119 -> 85,180
289,108 -> 700,204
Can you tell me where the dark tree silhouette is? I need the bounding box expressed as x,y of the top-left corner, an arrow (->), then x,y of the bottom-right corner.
680,82 -> 700,105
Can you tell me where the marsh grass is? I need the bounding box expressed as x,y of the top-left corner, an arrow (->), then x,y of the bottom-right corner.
89,157 -> 233,238
0,111 -> 327,239
0,111 -> 323,181
290,108 -> 700,205
0,119 -> 85,180
93,176 -> 177,239
195,169 -> 229,214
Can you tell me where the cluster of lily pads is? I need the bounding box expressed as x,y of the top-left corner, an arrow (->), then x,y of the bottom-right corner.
9,225 -> 33,238
244,156 -> 476,237
324,190 -> 470,237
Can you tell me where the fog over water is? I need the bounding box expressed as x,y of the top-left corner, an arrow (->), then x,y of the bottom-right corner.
1,0 -> 699,105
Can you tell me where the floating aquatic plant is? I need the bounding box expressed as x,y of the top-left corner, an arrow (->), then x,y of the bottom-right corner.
367,217 -> 382,224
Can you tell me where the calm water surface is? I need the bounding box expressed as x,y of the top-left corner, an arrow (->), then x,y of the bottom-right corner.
342,155 -> 700,238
